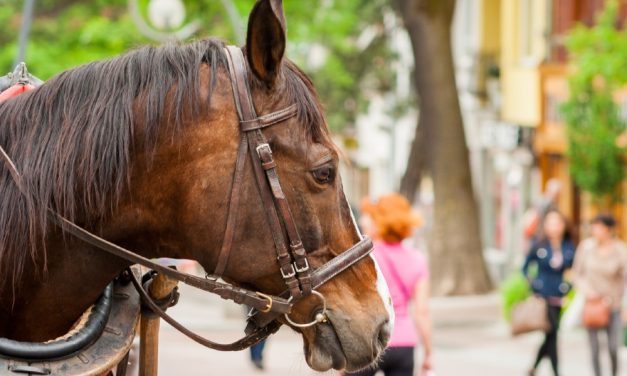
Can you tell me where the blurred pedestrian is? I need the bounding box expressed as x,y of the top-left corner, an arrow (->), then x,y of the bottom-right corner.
346,193 -> 432,376
522,209 -> 576,376
244,305 -> 267,370
358,199 -> 378,240
573,214 -> 627,376
249,340 -> 266,370
522,179 -> 562,250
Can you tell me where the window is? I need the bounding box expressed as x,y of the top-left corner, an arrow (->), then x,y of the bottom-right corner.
519,0 -> 550,66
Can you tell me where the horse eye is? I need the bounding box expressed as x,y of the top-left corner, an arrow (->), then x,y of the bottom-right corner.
312,165 -> 335,184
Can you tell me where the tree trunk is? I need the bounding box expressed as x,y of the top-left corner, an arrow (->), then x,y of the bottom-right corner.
393,0 -> 492,295
399,120 -> 425,202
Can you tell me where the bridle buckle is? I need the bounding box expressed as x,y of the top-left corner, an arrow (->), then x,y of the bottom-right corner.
280,264 -> 296,279
295,259 -> 309,273
255,143 -> 271,159
256,292 -> 274,313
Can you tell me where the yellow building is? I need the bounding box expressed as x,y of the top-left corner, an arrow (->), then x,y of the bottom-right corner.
500,0 -> 550,128
453,0 -> 545,274
498,0 -> 627,238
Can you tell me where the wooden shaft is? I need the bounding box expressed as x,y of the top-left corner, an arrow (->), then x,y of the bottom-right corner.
149,273 -> 179,300
139,272 -> 178,376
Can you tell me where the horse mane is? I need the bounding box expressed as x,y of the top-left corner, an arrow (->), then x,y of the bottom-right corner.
0,38 -> 329,293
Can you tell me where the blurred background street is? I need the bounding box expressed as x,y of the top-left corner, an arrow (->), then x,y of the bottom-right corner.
2,0 -> 627,375
80,281 -> 623,376
127,284 -> 625,376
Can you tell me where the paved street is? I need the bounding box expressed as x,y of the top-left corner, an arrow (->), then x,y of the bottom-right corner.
124,285 -> 627,376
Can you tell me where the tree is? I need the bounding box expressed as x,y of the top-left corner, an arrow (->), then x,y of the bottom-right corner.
392,0 -> 492,295
561,0 -> 627,203
399,123 -> 424,201
0,0 -> 392,134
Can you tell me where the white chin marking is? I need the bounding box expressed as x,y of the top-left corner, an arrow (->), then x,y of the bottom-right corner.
370,254 -> 395,327
344,195 -> 394,326
308,349 -> 333,372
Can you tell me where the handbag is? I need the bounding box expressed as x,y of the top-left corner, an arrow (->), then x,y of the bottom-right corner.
562,292 -> 585,330
511,296 -> 550,336
583,297 -> 611,329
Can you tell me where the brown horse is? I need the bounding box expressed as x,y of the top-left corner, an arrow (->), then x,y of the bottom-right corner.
0,0 -> 393,372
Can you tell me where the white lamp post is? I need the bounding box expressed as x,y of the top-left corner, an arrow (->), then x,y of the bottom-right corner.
147,0 -> 185,30
129,0 -> 200,41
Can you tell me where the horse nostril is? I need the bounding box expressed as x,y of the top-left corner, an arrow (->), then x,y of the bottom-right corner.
376,319 -> 391,348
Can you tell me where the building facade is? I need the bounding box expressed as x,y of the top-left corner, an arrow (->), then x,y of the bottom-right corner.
534,0 -> 627,239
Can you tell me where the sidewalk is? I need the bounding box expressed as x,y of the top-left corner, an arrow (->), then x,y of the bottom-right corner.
126,286 -> 626,375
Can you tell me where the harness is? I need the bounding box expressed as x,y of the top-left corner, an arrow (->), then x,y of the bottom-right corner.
0,47 -> 373,353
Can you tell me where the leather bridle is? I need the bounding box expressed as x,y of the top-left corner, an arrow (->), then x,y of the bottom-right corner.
0,46 -> 374,351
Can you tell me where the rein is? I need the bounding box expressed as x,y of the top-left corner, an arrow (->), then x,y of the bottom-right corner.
0,46 -> 374,352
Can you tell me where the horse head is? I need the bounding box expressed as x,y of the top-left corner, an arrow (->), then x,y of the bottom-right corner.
0,0 -> 392,372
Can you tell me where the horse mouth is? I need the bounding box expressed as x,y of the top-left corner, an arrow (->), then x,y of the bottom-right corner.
303,309 -> 389,372
305,315 -> 347,371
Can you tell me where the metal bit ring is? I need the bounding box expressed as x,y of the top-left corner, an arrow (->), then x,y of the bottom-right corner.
284,291 -> 328,328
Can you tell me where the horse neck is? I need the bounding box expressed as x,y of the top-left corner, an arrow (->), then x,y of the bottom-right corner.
0,72 -> 241,341
0,233 -> 129,342
0,181 -> 197,342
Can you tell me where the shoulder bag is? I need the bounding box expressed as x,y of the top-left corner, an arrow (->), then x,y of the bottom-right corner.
511,295 -> 550,336
583,297 -> 611,329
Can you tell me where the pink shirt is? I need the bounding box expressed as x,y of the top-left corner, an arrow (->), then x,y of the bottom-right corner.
374,241 -> 429,347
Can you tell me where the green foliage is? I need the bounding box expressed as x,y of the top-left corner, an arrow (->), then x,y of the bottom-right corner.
0,1 -> 150,79
0,0 -> 395,133
561,287 -> 576,316
500,272 -> 530,322
285,0 -> 395,131
561,0 -> 627,198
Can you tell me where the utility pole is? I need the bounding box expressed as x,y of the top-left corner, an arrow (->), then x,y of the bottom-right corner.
14,0 -> 36,68
219,0 -> 245,45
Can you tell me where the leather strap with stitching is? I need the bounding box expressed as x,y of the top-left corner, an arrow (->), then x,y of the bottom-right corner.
129,268 -> 282,351
256,144 -> 312,295
240,104 -> 298,132
0,150 -> 292,315
224,45 -> 306,299
225,46 -> 312,297
54,213 -> 292,314
213,133 -> 248,277
247,237 -> 373,331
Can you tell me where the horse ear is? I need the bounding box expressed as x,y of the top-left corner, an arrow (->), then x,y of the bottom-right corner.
246,0 -> 286,87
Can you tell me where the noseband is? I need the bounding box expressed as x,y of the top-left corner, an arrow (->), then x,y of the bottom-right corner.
0,46 -> 374,351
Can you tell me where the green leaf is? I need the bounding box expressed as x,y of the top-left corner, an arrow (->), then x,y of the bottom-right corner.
0,0 -> 400,133
561,0 -> 627,199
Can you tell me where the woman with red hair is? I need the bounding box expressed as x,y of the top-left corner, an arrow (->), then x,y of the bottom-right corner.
349,193 -> 433,376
